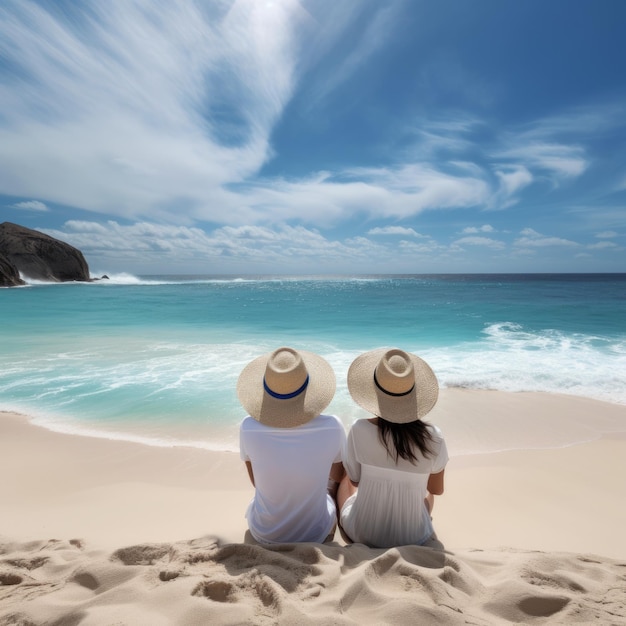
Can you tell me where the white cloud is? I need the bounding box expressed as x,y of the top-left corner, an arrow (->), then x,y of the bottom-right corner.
367,226 -> 426,237
397,239 -> 444,254
406,118 -> 484,160
42,218 -> 520,275
0,0 -> 307,221
514,228 -> 579,248
497,142 -> 587,180
588,241 -> 618,250
11,200 -> 48,211
41,220 -> 411,273
343,164 -> 490,217
462,224 -> 494,234
596,231 -> 619,239
301,2 -> 402,110
527,102 -> 626,140
494,109 -> 600,185
0,1 -> 501,227
520,228 -> 541,237
489,165 -> 533,208
451,236 -> 505,250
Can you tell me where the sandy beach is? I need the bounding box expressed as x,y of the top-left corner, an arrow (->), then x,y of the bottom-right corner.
2,389 -> 625,624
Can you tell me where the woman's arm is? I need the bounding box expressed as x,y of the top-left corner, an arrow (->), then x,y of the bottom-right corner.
427,469 -> 445,495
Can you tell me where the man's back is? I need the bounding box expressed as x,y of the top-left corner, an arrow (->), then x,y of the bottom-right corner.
240,413 -> 345,543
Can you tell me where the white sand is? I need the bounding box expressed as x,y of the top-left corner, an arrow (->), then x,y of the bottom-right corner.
1,390 -> 625,624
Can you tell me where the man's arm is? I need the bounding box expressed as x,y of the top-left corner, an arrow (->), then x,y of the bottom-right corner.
329,461 -> 345,483
245,460 -> 255,487
327,461 -> 345,500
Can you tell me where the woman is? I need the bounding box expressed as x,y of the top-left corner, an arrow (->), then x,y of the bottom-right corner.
338,348 -> 448,548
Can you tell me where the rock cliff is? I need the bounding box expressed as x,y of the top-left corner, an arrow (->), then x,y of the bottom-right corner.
0,222 -> 90,284
0,252 -> 26,287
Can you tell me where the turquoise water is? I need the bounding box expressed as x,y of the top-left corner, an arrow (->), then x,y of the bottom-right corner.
1,274 -> 625,452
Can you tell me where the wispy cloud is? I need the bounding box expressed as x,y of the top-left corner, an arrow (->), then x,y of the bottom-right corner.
0,2 -> 491,224
342,164 -> 490,217
367,226 -> 426,237
489,165 -> 534,208
497,142 -> 587,180
588,241 -> 619,250
4,1 -> 474,227
299,1 -> 402,110
462,225 -> 494,234
451,236 -> 505,250
11,200 -> 49,212
490,106 -> 623,186
514,228 -> 579,248
0,0 -> 307,220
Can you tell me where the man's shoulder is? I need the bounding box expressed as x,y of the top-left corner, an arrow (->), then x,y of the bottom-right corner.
311,414 -> 345,431
240,414 -> 344,433
240,415 -> 263,433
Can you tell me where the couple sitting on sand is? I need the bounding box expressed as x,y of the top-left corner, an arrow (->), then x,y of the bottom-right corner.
237,346 -> 448,548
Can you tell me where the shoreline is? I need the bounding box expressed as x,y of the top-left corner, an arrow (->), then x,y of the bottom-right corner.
2,390 -> 626,624
5,388 -> 626,458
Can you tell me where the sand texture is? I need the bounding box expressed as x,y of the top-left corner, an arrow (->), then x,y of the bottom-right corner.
1,537 -> 625,625
2,389 -> 626,624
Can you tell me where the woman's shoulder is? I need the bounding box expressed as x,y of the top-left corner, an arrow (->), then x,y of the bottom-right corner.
426,422 -> 445,439
347,418 -> 379,444
349,418 -> 377,433
425,423 -> 447,452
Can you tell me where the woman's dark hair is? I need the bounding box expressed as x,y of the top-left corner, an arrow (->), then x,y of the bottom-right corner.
377,417 -> 434,464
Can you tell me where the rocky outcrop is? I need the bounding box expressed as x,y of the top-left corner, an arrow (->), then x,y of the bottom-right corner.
0,252 -> 26,287
0,222 -> 90,283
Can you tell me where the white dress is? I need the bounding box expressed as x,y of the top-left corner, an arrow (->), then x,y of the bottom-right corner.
340,419 -> 448,548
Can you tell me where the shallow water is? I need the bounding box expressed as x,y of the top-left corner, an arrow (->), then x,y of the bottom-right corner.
1,273 -> 625,451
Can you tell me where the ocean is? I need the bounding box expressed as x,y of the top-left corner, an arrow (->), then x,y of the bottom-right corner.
1,274 -> 625,454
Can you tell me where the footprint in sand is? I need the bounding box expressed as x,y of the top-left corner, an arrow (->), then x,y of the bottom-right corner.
192,580 -> 237,603
111,543 -> 171,566
518,595 -> 570,617
0,572 -> 23,586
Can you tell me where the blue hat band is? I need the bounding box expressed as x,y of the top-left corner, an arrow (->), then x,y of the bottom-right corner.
263,375 -> 309,400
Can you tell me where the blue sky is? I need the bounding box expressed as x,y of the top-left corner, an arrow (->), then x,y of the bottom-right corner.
1,0 -> 625,275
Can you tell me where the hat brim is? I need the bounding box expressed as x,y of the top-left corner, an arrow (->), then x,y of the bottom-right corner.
237,350 -> 336,428
347,348 -> 438,423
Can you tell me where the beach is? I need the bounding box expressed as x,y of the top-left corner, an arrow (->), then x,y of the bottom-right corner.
2,389 -> 625,625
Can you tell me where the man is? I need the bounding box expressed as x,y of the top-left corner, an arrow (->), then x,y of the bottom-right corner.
237,346 -> 345,544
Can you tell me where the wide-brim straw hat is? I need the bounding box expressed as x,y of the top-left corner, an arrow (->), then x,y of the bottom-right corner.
237,347 -> 336,428
347,348 -> 438,423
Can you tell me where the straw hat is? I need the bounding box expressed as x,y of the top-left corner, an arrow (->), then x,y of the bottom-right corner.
347,348 -> 438,423
237,347 -> 336,428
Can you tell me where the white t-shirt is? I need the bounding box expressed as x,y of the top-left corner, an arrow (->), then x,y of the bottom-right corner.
340,419 -> 448,548
240,414 -> 346,544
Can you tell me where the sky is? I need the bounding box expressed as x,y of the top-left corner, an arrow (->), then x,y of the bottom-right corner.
1,0 -> 625,275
